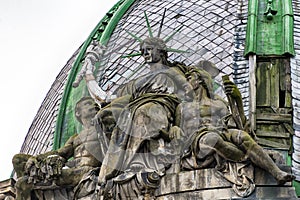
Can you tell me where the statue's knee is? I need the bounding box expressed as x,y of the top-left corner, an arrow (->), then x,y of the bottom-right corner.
240,132 -> 253,143
12,154 -> 23,167
200,132 -> 222,147
13,154 -> 31,177
196,132 -> 221,159
12,154 -> 30,165
231,129 -> 255,148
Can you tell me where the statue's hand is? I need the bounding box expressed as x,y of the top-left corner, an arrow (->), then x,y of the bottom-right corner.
72,58 -> 96,88
223,79 -> 241,100
167,126 -> 185,156
72,42 -> 105,88
92,110 -> 103,125
25,156 -> 39,173
169,126 -> 183,142
44,155 -> 65,178
98,177 -> 106,188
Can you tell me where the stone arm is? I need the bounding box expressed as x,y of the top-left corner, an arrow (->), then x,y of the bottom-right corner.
174,103 -> 182,128
160,106 -> 184,145
72,42 -> 108,106
168,103 -> 185,141
222,75 -> 247,129
55,133 -> 77,160
38,134 -> 77,160
25,134 -> 77,175
23,134 -> 78,185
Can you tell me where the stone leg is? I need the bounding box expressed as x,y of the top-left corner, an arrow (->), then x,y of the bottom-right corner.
55,166 -> 93,187
197,132 -> 246,162
229,129 -> 295,185
249,146 -> 294,184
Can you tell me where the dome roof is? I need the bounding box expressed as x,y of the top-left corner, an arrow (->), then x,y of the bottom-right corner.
20,0 -> 249,154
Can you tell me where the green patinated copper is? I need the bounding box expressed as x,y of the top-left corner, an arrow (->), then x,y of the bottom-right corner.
282,0 -> 294,55
53,0 -> 136,149
245,0 -> 297,193
245,0 -> 295,56
245,0 -> 258,55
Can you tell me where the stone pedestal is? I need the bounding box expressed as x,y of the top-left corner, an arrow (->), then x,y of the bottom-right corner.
155,167 -> 298,199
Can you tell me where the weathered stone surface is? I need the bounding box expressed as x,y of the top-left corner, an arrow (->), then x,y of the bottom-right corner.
156,187 -> 298,200
0,179 -> 15,200
156,167 -> 297,199
157,169 -> 232,196
7,0 -> 300,199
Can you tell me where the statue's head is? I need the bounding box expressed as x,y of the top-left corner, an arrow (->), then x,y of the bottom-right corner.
186,67 -> 214,99
75,97 -> 100,124
140,37 -> 168,64
125,10 -> 184,64
97,108 -> 118,134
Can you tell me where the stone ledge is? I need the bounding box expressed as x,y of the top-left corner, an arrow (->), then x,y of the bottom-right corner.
156,187 -> 298,200
155,167 -> 296,199
0,179 -> 15,199
156,168 -> 232,195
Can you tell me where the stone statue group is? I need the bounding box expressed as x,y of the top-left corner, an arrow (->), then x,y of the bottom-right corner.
13,35 -> 294,199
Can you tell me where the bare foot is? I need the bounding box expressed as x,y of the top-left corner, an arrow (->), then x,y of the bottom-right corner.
276,171 -> 295,185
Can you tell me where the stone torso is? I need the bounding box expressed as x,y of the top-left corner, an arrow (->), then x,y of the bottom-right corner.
179,97 -> 229,137
72,127 -> 102,167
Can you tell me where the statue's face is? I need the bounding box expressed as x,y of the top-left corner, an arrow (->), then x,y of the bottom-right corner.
101,115 -> 116,134
184,72 -> 205,100
77,99 -> 98,121
141,43 -> 162,63
187,72 -> 200,91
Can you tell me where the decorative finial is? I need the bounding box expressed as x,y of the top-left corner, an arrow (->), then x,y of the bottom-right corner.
264,0 -> 277,20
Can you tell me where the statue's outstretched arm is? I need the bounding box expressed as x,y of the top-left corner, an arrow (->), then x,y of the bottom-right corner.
72,42 -> 108,106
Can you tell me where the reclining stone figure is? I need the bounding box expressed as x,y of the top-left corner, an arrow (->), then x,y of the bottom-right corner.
177,67 -> 294,194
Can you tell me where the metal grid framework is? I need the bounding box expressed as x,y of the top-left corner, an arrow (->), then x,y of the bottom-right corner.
18,0 -> 249,157
96,0 -> 238,95
19,48 -> 81,155
54,0 -> 247,149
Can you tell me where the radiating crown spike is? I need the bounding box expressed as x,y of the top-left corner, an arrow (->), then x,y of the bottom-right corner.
144,11 -> 154,37
112,39 -> 136,52
125,30 -> 143,42
157,9 -> 167,38
167,48 -> 190,54
121,52 -> 142,58
164,25 -> 184,43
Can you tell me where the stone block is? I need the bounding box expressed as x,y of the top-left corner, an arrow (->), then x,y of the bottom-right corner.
156,165 -> 297,199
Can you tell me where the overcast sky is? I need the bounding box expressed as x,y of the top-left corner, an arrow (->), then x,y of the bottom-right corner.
0,0 -> 119,180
